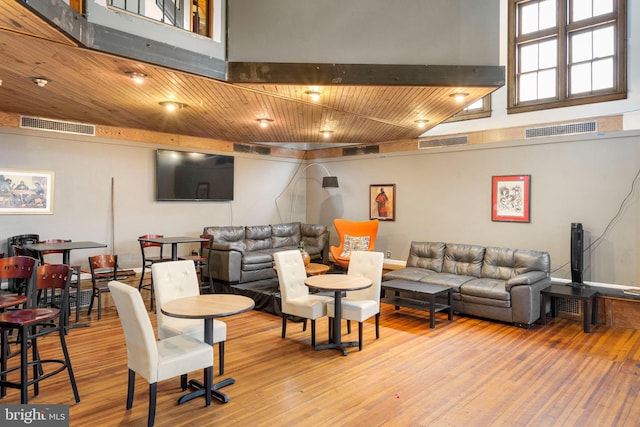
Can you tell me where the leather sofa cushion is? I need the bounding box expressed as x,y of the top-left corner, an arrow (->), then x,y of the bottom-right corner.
461,294 -> 511,308
407,241 -> 445,272
245,225 -> 272,251
443,244 -> 485,277
207,226 -> 245,243
481,247 -> 551,280
271,222 -> 301,248
460,278 -> 510,301
242,251 -> 274,265
418,272 -> 475,291
384,267 -> 436,282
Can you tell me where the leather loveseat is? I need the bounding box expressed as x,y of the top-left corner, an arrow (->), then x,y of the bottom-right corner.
383,241 -> 551,327
202,222 -> 329,285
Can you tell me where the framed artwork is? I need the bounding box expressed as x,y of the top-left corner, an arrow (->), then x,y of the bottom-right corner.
370,184 -> 396,221
491,175 -> 531,222
0,169 -> 54,214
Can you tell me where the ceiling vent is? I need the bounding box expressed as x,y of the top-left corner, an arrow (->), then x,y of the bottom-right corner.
233,143 -> 271,155
342,145 -> 380,156
418,136 -> 468,149
20,116 -> 95,136
525,121 -> 597,139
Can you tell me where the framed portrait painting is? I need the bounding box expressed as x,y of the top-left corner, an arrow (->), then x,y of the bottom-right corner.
370,184 -> 395,221
0,169 -> 54,214
491,175 -> 530,222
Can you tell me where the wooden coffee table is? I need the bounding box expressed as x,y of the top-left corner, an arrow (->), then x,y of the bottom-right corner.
381,279 -> 453,328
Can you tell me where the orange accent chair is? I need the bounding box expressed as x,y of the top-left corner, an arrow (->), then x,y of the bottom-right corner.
329,219 -> 379,270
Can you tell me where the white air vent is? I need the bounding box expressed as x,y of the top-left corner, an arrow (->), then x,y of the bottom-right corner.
525,121 -> 596,139
418,136 -> 468,149
20,116 -> 95,136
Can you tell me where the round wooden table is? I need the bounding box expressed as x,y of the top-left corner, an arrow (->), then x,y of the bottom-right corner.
305,263 -> 331,276
161,294 -> 254,404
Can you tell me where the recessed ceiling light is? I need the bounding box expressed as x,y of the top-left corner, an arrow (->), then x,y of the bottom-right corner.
305,90 -> 322,102
159,101 -> 187,111
32,78 -> 49,87
125,71 -> 147,84
450,92 -> 469,103
415,119 -> 429,128
320,129 -> 333,138
257,118 -> 273,128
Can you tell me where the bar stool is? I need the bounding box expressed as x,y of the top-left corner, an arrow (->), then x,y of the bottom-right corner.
0,263 -> 80,404
0,256 -> 37,398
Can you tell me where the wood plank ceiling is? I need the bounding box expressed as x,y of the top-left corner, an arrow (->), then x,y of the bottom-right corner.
0,1 -> 502,151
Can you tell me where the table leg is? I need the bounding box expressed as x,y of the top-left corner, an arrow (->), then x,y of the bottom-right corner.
314,291 -> 358,356
429,293 -> 436,328
171,244 -> 178,261
177,318 -> 234,404
540,293 -> 548,325
583,298 -> 591,333
447,290 -> 453,320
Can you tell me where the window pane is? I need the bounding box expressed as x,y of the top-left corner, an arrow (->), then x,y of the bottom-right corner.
538,69 -> 557,98
592,58 -> 613,89
593,26 -> 614,58
464,99 -> 484,111
520,0 -> 556,34
519,73 -> 538,101
539,39 -> 558,68
520,44 -> 540,72
539,0 -> 557,29
571,63 -> 592,94
572,0 -> 592,21
572,32 -> 593,62
594,0 -> 613,16
520,2 -> 539,34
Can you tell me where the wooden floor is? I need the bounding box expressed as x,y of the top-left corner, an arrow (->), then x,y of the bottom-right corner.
3,286 -> 640,427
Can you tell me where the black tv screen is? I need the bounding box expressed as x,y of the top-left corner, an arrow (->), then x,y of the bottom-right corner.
155,149 -> 234,201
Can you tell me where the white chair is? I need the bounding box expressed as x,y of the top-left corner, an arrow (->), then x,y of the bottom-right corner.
274,250 -> 332,348
152,260 -> 227,375
108,281 -> 213,427
327,251 -> 384,350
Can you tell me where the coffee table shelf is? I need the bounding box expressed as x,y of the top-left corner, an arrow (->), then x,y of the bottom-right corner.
381,280 -> 453,328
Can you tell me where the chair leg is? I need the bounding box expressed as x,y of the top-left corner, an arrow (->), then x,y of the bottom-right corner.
87,291 -> 95,317
31,326 -> 39,397
181,374 -> 188,390
358,322 -> 364,351
20,326 -> 28,404
375,313 -> 380,339
311,319 -> 316,347
127,369 -> 135,410
302,319 -> 307,332
1,329 -> 7,398
218,341 -> 225,376
148,382 -> 157,427
97,291 -> 102,320
281,316 -> 287,339
59,323 -> 80,403
347,320 -> 351,334
204,366 -> 212,407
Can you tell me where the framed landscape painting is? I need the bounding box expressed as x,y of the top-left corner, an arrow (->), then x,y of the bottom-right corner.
0,169 -> 54,214
491,175 -> 530,222
370,184 -> 396,221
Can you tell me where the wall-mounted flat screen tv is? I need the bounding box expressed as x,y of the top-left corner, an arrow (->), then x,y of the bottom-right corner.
156,149 -> 234,201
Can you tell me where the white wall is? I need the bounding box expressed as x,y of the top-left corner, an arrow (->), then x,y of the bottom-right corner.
0,128 -> 300,270
227,0 -> 500,65
306,132 -> 640,287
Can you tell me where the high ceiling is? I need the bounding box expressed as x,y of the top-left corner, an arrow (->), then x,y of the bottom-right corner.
0,1 -> 503,151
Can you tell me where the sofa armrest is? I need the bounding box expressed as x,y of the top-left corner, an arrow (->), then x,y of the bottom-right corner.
210,242 -> 245,253
204,247 -> 242,283
505,271 -> 548,291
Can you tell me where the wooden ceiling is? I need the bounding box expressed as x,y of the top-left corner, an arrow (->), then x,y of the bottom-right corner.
0,1 -> 502,151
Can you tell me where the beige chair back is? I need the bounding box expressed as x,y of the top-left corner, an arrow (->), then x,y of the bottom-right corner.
274,250 -> 309,313
346,251 -> 384,301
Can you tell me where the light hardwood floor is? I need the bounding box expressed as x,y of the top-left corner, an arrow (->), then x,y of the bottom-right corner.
3,285 -> 640,427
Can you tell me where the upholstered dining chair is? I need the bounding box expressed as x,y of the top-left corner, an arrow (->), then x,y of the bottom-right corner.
108,280 -> 213,427
152,260 -> 227,375
0,263 -> 80,404
88,254 -> 118,320
329,219 -> 379,270
138,234 -> 171,311
273,250 -> 333,348
326,251 -> 384,350
178,234 -> 213,293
